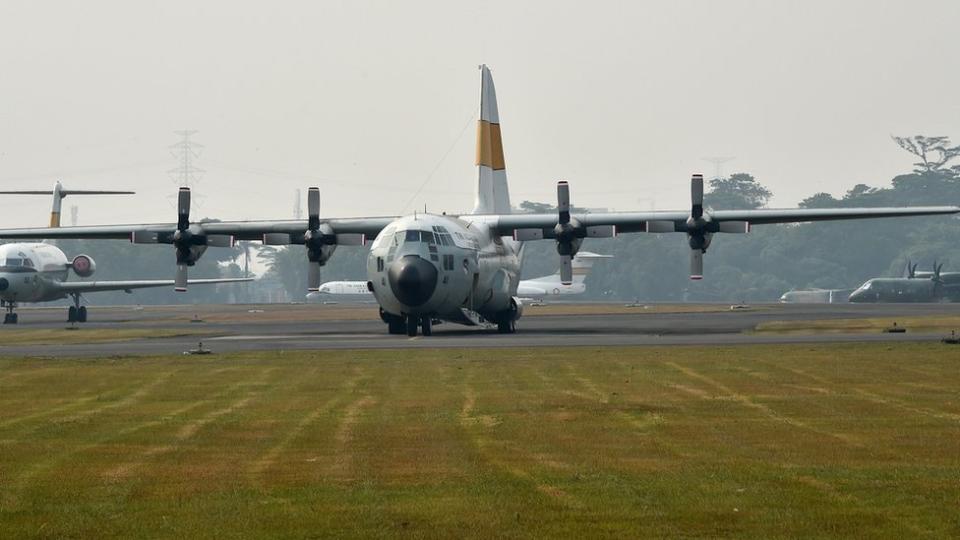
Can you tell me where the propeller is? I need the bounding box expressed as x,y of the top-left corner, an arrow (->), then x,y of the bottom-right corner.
553,181 -> 583,285
646,174 -> 749,280
904,259 -> 919,279
262,187 -> 365,291
131,187 -> 233,291
685,175 -> 708,280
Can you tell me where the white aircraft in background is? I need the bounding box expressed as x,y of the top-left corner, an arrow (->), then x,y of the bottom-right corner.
0,66 -> 956,336
307,252 -> 611,302
516,252 -> 611,298
0,184 -> 251,324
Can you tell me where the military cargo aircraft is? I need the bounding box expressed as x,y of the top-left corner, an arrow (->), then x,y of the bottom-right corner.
849,262 -> 960,303
0,66 -> 957,335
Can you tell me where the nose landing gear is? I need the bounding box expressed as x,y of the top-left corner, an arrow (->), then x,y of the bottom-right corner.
2,301 -> 18,324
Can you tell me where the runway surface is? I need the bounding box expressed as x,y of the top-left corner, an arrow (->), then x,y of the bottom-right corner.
2,301 -> 959,357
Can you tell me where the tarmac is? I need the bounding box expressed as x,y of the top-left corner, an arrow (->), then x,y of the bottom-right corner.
1,301 -> 958,357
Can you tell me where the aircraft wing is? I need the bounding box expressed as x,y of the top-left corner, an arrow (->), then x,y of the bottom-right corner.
0,217 -> 396,242
480,206 -> 960,237
53,277 -> 253,294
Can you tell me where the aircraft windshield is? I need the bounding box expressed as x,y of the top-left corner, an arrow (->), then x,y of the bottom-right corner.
0,258 -> 36,272
401,230 -> 436,244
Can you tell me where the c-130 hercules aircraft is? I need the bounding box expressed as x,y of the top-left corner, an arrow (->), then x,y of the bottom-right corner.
0,66 -> 957,335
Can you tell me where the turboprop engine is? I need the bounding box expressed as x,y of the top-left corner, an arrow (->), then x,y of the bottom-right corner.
71,254 -> 96,277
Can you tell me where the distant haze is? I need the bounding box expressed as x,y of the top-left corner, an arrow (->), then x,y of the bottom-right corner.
1,1 -> 958,227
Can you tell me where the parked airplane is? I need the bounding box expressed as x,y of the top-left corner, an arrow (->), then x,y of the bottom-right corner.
849,262 -> 960,303
0,66 -> 956,335
0,184 -> 251,323
308,252 -> 611,302
778,288 -> 854,304
0,243 -> 251,323
516,252 -> 611,298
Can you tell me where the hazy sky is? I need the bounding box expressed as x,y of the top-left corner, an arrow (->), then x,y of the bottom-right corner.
1,1 -> 958,227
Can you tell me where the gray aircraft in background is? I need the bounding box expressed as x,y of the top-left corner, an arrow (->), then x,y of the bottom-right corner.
849,262 -> 960,303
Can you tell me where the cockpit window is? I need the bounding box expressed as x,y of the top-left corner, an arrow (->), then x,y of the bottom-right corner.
1,258 -> 36,272
861,281 -> 873,290
401,230 -> 436,244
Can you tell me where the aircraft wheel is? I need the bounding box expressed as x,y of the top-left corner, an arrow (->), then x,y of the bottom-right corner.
421,316 -> 432,336
10,313 -> 17,324
3,313 -> 15,324
68,306 -> 78,323
387,318 -> 406,335
78,306 -> 88,323
406,315 -> 418,337
497,319 -> 515,334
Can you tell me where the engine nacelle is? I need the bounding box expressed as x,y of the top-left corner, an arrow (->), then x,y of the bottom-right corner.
509,296 -> 525,321
71,254 -> 96,277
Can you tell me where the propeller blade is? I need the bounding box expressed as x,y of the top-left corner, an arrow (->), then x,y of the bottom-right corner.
175,264 -> 188,292
177,187 -> 191,231
690,249 -> 703,280
308,263 -> 321,292
691,174 -> 704,220
560,254 -> 573,285
557,181 -> 570,225
307,187 -> 320,230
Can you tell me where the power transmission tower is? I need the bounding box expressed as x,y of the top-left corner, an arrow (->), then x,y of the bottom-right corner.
293,189 -> 303,220
70,205 -> 78,226
701,157 -> 735,181
168,130 -> 204,189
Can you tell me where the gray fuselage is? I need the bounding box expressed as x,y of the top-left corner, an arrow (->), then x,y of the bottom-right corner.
366,214 -> 522,325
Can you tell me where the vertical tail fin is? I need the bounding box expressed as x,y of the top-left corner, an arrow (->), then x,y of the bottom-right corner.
473,64 -> 512,215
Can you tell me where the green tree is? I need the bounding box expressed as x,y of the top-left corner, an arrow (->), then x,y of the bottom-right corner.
705,173 -> 772,209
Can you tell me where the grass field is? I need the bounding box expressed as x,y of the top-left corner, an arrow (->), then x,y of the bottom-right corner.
1,344 -> 958,538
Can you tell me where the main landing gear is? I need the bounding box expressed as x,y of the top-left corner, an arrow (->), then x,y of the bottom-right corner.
67,293 -> 88,323
2,300 -> 18,324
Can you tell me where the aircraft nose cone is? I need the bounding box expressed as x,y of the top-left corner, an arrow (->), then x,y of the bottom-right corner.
0,278 -> 8,291
388,255 -> 438,307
